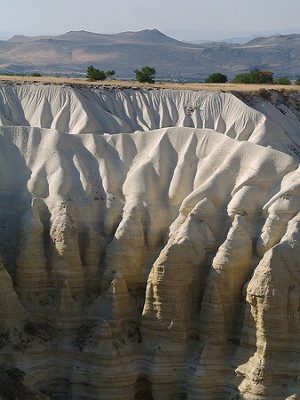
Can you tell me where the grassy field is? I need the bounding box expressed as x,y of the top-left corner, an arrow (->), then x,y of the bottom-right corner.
1,75 -> 300,92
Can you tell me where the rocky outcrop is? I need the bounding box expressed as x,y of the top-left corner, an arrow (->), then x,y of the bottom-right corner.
0,84 -> 299,400
1,83 -> 300,158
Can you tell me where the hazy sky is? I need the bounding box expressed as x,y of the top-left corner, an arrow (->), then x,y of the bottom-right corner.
1,0 -> 300,40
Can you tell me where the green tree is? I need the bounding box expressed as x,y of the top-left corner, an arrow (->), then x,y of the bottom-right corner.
231,73 -> 251,84
260,69 -> 274,84
295,78 -> 300,85
249,68 -> 269,84
276,76 -> 291,85
106,70 -> 116,79
231,68 -> 274,84
205,73 -> 228,83
134,66 -> 156,83
31,72 -> 41,77
86,65 -> 107,81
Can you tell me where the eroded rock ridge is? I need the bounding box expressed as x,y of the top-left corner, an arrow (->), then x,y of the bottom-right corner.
0,84 -> 299,400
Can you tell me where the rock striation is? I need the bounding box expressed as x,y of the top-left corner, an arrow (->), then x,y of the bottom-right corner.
0,83 -> 299,400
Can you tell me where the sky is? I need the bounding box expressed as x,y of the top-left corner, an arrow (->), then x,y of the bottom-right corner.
1,0 -> 300,41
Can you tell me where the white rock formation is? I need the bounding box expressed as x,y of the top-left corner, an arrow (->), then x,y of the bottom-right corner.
0,83 -> 299,400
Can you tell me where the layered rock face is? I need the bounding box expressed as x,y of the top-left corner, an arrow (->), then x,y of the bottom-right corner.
0,83 -> 299,400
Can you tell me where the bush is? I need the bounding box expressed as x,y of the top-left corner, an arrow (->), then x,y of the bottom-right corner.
276,76 -> 291,85
259,69 -> 274,84
231,73 -> 251,84
86,65 -> 107,81
231,68 -> 274,84
258,88 -> 272,101
295,78 -> 300,85
205,73 -> 228,83
249,68 -> 274,84
134,66 -> 156,83
32,72 -> 41,77
106,70 -> 116,79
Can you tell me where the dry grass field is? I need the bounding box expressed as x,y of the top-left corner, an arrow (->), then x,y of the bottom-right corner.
1,75 -> 300,92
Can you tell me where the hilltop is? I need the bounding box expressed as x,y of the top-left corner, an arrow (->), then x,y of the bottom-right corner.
0,29 -> 300,80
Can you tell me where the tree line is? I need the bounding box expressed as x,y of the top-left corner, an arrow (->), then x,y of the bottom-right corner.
1,66 -> 299,85
86,65 -> 156,83
87,65 -> 300,85
205,69 -> 300,85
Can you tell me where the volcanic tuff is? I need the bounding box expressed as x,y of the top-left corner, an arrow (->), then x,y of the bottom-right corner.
0,29 -> 300,79
0,83 -> 299,400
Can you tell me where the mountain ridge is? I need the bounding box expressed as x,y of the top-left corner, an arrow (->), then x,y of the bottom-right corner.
1,29 -> 300,80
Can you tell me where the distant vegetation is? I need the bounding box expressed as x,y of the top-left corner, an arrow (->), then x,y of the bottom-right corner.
231,68 -> 274,84
275,76 -> 291,85
258,88 -> 272,101
1,66 -> 299,87
0,72 -> 42,77
86,66 -> 107,81
1,73 -> 29,77
134,66 -> 156,83
106,70 -> 116,80
205,73 -> 228,83
230,68 -> 296,85
86,66 -> 116,81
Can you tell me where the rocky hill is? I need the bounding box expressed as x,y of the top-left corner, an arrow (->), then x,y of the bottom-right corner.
0,29 -> 300,79
0,82 -> 299,399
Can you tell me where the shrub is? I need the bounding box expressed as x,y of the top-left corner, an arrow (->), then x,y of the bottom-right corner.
249,68 -> 274,84
106,70 -> 116,79
231,73 -> 251,84
86,65 -> 107,81
276,76 -> 291,85
258,88 -> 272,101
231,68 -> 274,84
260,70 -> 274,83
205,73 -> 228,83
32,72 -> 41,77
134,66 -> 156,83
295,78 -> 300,85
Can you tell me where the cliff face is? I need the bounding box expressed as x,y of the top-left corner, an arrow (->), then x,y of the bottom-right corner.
0,83 -> 299,400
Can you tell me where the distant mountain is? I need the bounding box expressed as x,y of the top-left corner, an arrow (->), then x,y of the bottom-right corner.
189,36 -> 259,45
7,29 -> 182,45
0,29 -> 300,80
169,28 -> 300,44
242,34 -> 300,47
